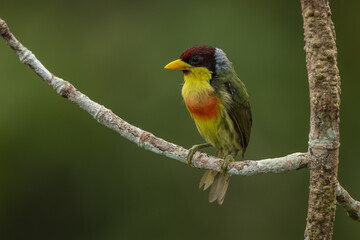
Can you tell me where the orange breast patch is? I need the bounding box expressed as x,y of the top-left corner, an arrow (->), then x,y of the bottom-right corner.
184,94 -> 219,120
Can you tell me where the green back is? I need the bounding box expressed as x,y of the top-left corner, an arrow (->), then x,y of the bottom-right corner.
212,71 -> 252,157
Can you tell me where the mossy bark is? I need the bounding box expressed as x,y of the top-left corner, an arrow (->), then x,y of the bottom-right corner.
301,0 -> 341,239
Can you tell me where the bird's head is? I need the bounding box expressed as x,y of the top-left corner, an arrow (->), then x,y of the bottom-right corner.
164,45 -> 233,77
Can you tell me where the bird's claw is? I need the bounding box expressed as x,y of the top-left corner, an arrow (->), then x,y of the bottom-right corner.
187,147 -> 197,168
220,155 -> 235,176
186,143 -> 212,168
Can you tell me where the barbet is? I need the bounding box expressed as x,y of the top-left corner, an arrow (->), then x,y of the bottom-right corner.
165,45 -> 252,204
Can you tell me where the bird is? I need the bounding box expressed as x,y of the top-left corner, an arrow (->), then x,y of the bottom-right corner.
164,45 -> 252,204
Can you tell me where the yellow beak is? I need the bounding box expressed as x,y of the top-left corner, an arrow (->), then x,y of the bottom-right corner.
164,59 -> 191,70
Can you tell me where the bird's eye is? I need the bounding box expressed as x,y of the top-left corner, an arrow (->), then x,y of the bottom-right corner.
191,56 -> 200,63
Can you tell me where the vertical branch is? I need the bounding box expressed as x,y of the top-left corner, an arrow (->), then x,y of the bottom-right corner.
301,0 -> 341,239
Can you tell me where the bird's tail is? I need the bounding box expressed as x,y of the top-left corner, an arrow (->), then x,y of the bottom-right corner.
199,170 -> 231,205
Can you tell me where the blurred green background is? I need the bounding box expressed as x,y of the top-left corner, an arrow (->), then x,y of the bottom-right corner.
1,0 -> 359,239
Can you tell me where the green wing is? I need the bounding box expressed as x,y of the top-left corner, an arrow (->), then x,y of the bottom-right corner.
224,77 -> 252,157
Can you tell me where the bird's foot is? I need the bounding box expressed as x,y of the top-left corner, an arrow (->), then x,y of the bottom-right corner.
220,155 -> 235,176
187,143 -> 212,168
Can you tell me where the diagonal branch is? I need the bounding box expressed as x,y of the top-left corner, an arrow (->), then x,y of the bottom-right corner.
0,18 -> 358,222
0,17 -> 308,176
336,183 -> 360,222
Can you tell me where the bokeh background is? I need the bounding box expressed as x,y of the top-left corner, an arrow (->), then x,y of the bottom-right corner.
1,0 -> 359,239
